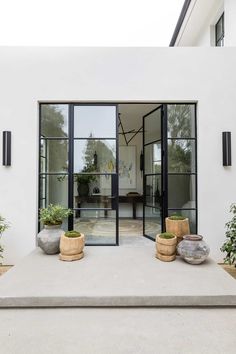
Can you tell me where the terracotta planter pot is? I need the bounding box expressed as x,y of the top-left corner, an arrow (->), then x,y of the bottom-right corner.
165,217 -> 190,244
59,233 -> 85,261
156,234 -> 177,262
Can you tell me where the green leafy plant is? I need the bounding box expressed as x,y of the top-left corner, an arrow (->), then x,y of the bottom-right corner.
159,232 -> 175,239
168,215 -> 186,221
0,215 -> 10,262
221,203 -> 236,267
65,231 -> 81,238
39,204 -> 73,226
75,164 -> 97,185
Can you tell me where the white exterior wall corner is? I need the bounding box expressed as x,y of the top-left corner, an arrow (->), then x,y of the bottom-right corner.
0,47 -> 235,264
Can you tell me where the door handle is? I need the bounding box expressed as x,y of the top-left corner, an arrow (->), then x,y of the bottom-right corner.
111,174 -> 118,210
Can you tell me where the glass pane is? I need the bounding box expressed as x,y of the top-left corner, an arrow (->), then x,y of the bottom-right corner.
168,209 -> 196,234
40,139 -> 68,173
40,175 -> 68,208
74,139 -> 116,173
168,175 -> 196,209
145,175 -> 162,208
144,143 -> 162,174
74,105 -> 116,138
144,206 -> 162,239
41,104 -> 68,138
168,140 -> 195,173
216,16 -> 224,41
167,105 -> 195,138
74,210 -> 116,244
74,174 -> 114,208
144,108 -> 161,144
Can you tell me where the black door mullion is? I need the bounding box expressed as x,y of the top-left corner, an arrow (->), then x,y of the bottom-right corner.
68,104 -> 74,230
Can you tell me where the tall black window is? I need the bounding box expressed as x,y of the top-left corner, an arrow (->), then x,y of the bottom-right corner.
215,13 -> 224,47
39,104 -> 69,229
167,104 -> 197,233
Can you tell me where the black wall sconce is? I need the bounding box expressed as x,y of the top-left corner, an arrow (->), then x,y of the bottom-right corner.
222,132 -> 231,166
2,131 -> 11,166
140,150 -> 144,172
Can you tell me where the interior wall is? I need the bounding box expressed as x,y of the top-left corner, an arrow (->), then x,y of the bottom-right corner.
0,47 -> 236,263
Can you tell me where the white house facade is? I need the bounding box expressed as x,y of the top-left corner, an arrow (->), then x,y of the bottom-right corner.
170,0 -> 236,47
0,46 -> 235,264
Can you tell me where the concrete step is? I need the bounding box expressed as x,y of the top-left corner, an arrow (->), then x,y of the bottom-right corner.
0,242 -> 236,308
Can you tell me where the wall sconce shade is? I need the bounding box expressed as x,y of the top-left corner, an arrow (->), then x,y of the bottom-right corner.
140,151 -> 144,172
222,132 -> 231,166
2,131 -> 11,166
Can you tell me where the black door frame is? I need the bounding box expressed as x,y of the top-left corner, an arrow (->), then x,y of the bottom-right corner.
142,105 -> 166,239
39,101 -> 197,244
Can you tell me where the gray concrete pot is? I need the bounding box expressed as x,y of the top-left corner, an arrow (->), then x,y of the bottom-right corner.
37,224 -> 63,255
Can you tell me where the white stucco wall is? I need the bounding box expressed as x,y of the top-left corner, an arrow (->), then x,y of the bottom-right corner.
0,47 -> 236,264
224,0 -> 236,45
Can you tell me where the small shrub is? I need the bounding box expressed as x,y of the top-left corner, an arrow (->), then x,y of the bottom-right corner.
39,204 -> 73,226
65,231 -> 81,238
168,215 -> 186,221
159,232 -> 175,239
221,203 -> 236,267
0,215 -> 10,263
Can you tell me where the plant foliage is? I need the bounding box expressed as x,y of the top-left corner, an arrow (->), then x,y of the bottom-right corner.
159,232 -> 175,239
39,204 -> 73,226
65,231 -> 81,238
0,215 -> 10,262
168,215 -> 186,221
221,203 -> 236,267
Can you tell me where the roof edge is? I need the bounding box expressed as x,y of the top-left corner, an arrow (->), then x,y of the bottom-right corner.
169,0 -> 192,46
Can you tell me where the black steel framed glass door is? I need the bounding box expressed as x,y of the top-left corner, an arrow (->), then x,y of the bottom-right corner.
143,106 -> 165,240
142,103 -> 197,239
70,104 -> 119,245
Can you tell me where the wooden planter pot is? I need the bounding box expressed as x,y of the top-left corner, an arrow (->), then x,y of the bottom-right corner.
59,233 -> 85,261
156,234 -> 177,262
165,217 -> 190,244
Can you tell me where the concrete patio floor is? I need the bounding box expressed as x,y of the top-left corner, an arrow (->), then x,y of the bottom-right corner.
0,237 -> 236,307
1,307 -> 236,354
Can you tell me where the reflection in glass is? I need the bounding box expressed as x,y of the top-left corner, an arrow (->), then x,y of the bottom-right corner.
144,206 -> 162,239
145,175 -> 162,208
40,139 -> 68,173
168,140 -> 195,173
74,106 -> 116,138
167,105 -> 195,138
41,104 -> 68,137
74,210 -> 116,244
145,143 -> 162,174
144,108 -> 161,144
39,175 -> 68,208
168,209 -> 196,234
74,139 -> 116,173
168,175 -> 196,209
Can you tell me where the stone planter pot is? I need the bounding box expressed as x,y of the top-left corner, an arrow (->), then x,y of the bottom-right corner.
177,234 -> 210,265
37,224 -> 63,255
77,183 -> 89,197
59,233 -> 85,261
165,217 -> 190,244
156,234 -> 177,262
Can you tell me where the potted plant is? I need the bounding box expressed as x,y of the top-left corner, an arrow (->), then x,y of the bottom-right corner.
221,203 -> 236,268
59,230 -> 85,261
75,164 -> 97,197
38,204 -> 73,255
156,232 -> 177,262
165,215 -> 190,244
0,215 -> 9,264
